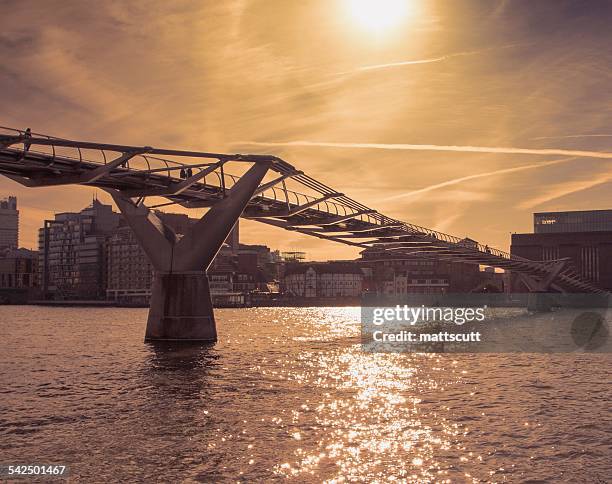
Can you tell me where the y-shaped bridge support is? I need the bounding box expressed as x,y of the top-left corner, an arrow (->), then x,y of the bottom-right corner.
107,162 -> 270,342
518,260 -> 568,312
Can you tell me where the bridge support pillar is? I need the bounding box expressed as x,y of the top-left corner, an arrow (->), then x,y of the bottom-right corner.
106,161 -> 271,343
146,271 -> 216,341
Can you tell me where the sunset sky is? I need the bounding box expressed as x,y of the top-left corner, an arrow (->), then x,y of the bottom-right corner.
1,0 -> 611,260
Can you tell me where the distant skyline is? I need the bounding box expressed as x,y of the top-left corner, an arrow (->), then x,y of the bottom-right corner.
1,0 -> 611,259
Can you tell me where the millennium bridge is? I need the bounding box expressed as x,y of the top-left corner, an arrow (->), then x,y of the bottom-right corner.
0,126 -> 606,342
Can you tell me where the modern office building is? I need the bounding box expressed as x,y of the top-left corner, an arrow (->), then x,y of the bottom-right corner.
38,200 -> 121,300
238,243 -> 271,268
0,196 -> 18,249
106,224 -> 154,304
0,247 -> 38,303
534,209 -> 612,233
105,215 -> 268,304
106,212 -> 192,304
512,210 -> 612,291
0,247 -> 38,289
209,244 -> 270,295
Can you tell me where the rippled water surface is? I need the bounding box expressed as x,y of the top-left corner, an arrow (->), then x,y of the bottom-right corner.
1,306 -> 611,482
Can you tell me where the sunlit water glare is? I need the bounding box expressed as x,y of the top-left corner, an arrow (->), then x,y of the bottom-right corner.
1,306 -> 610,482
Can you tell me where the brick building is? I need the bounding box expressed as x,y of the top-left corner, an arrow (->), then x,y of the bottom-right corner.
359,248 -> 481,295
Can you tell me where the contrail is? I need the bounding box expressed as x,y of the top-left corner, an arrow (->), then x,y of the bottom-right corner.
519,173 -> 612,209
356,43 -> 526,72
236,140 -> 612,160
358,51 -> 481,71
531,134 -> 612,140
384,158 -> 575,201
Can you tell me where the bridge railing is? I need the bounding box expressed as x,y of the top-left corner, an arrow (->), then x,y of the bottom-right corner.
0,127 -> 586,273
1,126 -> 363,221
0,126 -> 195,178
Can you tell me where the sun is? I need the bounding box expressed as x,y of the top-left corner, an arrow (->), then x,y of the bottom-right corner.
343,0 -> 414,35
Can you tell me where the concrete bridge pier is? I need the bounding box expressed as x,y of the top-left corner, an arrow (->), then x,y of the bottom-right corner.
107,162 -> 271,342
146,271 -> 216,341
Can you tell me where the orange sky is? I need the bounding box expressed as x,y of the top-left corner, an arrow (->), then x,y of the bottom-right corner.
1,0 -> 611,259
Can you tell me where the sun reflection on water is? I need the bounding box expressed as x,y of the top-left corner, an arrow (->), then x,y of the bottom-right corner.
3,306 -> 610,481
268,307 -> 475,482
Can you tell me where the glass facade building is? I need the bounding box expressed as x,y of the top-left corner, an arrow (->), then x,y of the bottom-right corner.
534,210 -> 612,233
38,200 -> 120,300
0,195 -> 18,249
512,209 -> 612,291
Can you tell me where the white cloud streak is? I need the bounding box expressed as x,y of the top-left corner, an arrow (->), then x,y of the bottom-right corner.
519,173 -> 612,209
383,157 -> 575,201
355,43 -> 526,72
531,134 -> 612,140
236,140 -> 612,160
357,50 -> 483,71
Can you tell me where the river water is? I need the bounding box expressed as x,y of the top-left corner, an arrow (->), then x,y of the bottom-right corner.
1,306 -> 610,482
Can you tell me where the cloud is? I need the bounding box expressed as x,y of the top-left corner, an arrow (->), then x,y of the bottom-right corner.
355,44 -> 526,72
519,173 -> 612,209
531,134 -> 612,140
383,157 -> 574,201
236,140 -> 612,160
432,213 -> 462,233
2,0 -> 611,258
492,0 -> 511,18
358,54 -> 466,70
